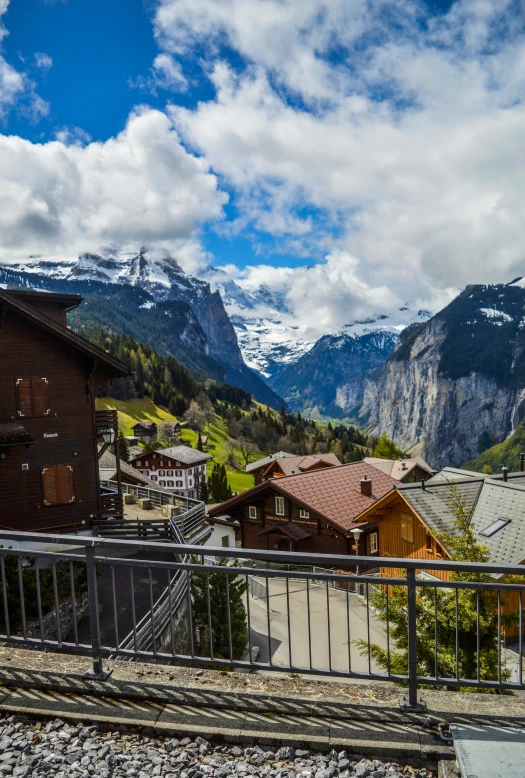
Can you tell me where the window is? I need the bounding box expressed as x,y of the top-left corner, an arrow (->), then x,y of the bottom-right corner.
175,470 -> 182,477
167,470 -> 173,477
16,378 -> 49,418
368,532 -> 378,553
426,533 -> 433,552
401,513 -> 414,543
159,480 -> 166,487
167,481 -> 174,487
151,475 -> 157,481
176,480 -> 183,487
299,508 -> 310,519
42,466 -> 75,506
159,470 -> 165,477
479,518 -> 510,537
153,453 -> 157,458
221,536 -> 230,547
145,460 -> 149,467
275,496 -> 285,516
248,506 -> 257,520
188,468 -> 193,475
160,460 -> 164,466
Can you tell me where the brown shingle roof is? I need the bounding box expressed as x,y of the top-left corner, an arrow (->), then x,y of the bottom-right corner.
209,461 -> 399,534
270,452 -> 341,476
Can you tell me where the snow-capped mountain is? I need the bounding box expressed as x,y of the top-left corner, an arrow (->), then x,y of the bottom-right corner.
200,266 -> 314,378
269,307 -> 431,414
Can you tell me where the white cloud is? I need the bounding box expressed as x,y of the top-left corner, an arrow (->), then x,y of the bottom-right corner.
0,107 -> 227,262
131,53 -> 188,94
150,0 -> 525,330
34,52 -> 52,71
0,1 -> 49,119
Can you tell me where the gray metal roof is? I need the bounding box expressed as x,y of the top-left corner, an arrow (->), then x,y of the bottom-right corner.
398,480 -> 484,545
246,451 -> 294,473
398,475 -> 525,568
156,446 -> 213,464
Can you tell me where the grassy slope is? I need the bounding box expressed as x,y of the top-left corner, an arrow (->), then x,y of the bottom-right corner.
96,397 -> 260,494
462,422 -> 525,473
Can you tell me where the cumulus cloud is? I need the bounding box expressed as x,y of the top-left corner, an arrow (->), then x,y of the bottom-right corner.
0,107 -> 227,262
151,0 -> 525,328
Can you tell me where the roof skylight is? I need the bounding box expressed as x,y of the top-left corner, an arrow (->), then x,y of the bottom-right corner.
479,518 -> 510,537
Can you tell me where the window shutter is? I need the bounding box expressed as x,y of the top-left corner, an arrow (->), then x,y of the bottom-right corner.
42,468 -> 58,506
57,466 -> 75,503
31,378 -> 49,416
16,379 -> 32,417
366,534 -> 371,554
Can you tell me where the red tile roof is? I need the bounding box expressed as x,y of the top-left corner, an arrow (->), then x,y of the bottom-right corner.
209,461 -> 399,534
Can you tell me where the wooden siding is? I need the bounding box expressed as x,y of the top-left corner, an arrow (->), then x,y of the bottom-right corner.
0,308 -> 103,532
361,496 -> 450,581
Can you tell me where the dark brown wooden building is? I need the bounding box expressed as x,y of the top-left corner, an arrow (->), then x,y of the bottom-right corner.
246,451 -> 341,486
208,462 -> 399,559
0,288 -> 129,534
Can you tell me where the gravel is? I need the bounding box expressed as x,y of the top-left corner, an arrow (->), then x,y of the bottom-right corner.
0,716 -> 436,778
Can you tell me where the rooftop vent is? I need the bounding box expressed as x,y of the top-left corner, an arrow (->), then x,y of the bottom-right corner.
400,459 -> 407,471
360,476 -> 372,497
502,466 -> 509,482
520,453 -> 525,472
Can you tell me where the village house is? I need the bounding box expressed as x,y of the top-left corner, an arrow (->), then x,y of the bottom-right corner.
246,451 -> 341,485
353,466 -> 525,637
131,420 -> 157,443
363,456 -> 435,483
130,445 -> 213,498
208,462 -> 398,558
0,288 -> 129,533
99,449 -> 172,492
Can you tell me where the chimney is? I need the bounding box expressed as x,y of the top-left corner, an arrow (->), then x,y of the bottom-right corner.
400,459 -> 407,471
502,466 -> 509,482
421,479 -> 426,490
520,453 -> 525,472
360,476 -> 372,497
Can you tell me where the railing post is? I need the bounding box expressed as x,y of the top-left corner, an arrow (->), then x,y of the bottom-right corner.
400,567 -> 426,712
83,544 -> 111,680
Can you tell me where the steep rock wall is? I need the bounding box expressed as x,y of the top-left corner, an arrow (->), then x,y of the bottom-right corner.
336,318 -> 525,468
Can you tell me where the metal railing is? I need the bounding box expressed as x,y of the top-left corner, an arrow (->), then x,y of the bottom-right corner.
1,534 -> 525,707
98,481 -> 207,542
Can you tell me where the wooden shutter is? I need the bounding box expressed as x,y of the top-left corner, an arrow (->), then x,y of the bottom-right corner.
57,466 -> 75,503
31,378 -> 49,416
42,467 -> 58,506
16,379 -> 32,417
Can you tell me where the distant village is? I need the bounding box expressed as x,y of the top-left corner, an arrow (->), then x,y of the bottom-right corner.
2,286 -> 525,593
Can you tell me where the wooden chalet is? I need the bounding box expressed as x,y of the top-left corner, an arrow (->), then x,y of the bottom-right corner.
353,467 -> 525,637
0,288 -> 129,534
246,451 -> 341,485
132,420 -> 157,441
208,462 -> 399,559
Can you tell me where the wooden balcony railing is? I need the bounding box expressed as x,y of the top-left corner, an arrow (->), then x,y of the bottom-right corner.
100,488 -> 124,519
95,409 -> 119,436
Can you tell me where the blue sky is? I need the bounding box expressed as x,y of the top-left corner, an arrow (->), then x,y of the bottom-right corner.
1,0 -> 525,340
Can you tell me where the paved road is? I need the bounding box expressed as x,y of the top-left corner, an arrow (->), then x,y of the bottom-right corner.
245,577 -> 388,676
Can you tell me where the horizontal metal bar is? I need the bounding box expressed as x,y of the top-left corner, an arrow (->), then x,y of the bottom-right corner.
416,675 -> 525,690
1,529 -> 525,576
417,578 -> 525,592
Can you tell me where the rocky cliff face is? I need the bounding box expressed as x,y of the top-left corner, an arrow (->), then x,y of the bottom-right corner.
336,283 -> 525,468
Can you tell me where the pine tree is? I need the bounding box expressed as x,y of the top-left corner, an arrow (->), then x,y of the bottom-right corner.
209,463 -> 233,503
118,429 -> 130,464
191,558 -> 247,659
197,432 -> 204,452
199,472 -> 210,503
356,485 -> 519,692
373,431 -> 404,459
